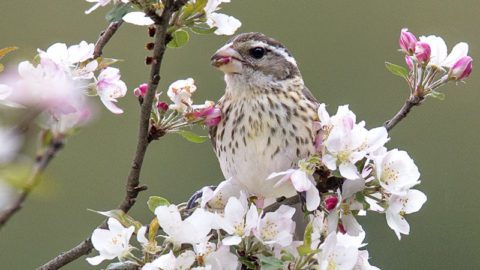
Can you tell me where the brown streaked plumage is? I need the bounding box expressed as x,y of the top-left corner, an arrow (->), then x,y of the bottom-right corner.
210,32 -> 319,199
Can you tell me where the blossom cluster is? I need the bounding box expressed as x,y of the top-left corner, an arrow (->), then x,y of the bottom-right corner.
397,28 -> 472,100
85,0 -> 241,36
0,41 -> 128,135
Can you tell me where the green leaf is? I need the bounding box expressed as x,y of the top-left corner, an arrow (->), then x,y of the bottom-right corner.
385,62 -> 409,80
0,46 -> 18,59
190,24 -> 217,35
238,257 -> 256,269
105,3 -> 133,23
259,255 -> 284,270
427,91 -> 446,101
88,209 -> 142,229
96,57 -> 122,69
177,130 -> 208,143
147,196 -> 170,212
167,30 -> 190,48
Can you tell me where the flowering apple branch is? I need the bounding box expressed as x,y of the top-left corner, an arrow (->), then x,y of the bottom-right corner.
93,21 -> 123,58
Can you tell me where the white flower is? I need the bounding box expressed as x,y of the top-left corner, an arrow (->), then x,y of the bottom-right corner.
86,218 -> 135,265
316,232 -> 359,270
204,0 -> 241,35
310,211 -> 327,249
142,250 -> 195,270
200,178 -> 244,209
123,12 -> 155,26
267,169 -> 320,211
374,149 -> 420,196
167,78 -> 197,112
356,250 -> 381,270
254,205 -> 296,247
321,105 -> 389,180
217,195 -> 258,245
155,205 -> 214,247
327,192 -> 364,236
201,244 -> 239,269
419,35 -> 469,68
96,67 -> 128,114
386,189 -> 427,240
206,13 -> 242,36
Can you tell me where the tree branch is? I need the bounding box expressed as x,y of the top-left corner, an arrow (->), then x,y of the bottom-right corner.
384,95 -> 423,132
0,137 -> 64,228
93,21 -> 123,59
37,2 -> 185,269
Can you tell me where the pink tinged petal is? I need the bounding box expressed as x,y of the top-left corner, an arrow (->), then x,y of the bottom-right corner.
405,55 -> 414,70
449,56 -> 473,80
443,42 -> 469,68
325,195 -> 339,211
99,94 -> 124,114
339,162 -> 359,180
343,116 -> 354,130
414,42 -> 431,64
290,170 -> 312,192
156,102 -> 169,112
317,103 -> 330,124
122,12 -> 155,26
399,28 -> 417,54
222,235 -> 242,246
305,186 -> 320,211
86,255 -> 106,265
420,35 -> 447,67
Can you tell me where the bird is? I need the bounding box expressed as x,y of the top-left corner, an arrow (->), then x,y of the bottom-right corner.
210,32 -> 320,202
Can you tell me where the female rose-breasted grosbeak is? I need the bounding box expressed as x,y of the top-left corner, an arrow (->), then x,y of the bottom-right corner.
210,32 -> 319,200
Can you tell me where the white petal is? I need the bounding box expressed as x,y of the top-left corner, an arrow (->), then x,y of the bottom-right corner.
222,235 -> 242,246
322,154 -> 337,170
207,13 -> 241,35
386,210 -> 409,240
86,255 -> 105,265
403,189 -> 427,214
290,170 -> 312,192
305,186 -> 320,211
339,162 -> 359,180
99,94 -> 123,114
420,35 -> 447,66
442,42 -> 469,68
137,226 -> 148,245
342,178 -> 365,199
123,12 -> 154,26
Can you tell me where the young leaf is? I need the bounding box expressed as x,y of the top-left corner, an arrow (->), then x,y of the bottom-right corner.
105,3 -> 133,23
258,255 -> 284,270
177,130 -> 208,143
0,46 -> 18,59
427,91 -> 446,101
167,30 -> 190,48
385,62 -> 409,80
97,57 -> 122,69
147,196 -> 170,212
191,24 -> 217,35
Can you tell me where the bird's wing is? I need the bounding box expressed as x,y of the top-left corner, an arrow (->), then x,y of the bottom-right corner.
302,86 -> 319,104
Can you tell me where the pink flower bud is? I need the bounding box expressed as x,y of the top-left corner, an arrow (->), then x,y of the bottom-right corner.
405,55 -> 414,70
156,101 -> 169,112
204,107 -> 222,127
399,28 -> 417,55
133,83 -> 148,97
414,42 -> 431,64
449,56 -> 473,81
325,195 -> 339,211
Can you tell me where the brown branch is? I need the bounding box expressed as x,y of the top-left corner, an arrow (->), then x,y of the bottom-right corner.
37,1 -> 186,269
384,95 -> 423,132
0,137 -> 64,228
93,21 -> 123,59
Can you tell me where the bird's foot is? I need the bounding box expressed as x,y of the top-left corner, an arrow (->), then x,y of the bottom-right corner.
186,185 -> 217,210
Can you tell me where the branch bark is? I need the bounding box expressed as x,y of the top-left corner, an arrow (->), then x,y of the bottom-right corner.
38,1 -> 184,269
0,137 -> 64,228
93,21 -> 123,59
384,95 -> 423,132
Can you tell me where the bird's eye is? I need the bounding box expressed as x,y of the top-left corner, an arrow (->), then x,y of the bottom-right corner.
249,47 -> 266,59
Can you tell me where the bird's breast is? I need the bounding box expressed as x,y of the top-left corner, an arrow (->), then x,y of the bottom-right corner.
214,90 -> 318,198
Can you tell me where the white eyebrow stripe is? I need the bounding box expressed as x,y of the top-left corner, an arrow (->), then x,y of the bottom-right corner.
249,41 -> 297,66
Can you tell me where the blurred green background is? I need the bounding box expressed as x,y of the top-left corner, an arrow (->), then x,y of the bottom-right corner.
1,0 -> 479,269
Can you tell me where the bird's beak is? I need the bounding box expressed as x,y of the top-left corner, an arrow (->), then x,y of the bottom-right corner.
211,44 -> 243,74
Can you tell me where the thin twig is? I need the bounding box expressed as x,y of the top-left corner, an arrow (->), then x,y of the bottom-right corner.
0,138 -> 64,228
263,196 -> 300,213
37,1 -> 184,269
384,95 -> 423,131
93,21 -> 123,59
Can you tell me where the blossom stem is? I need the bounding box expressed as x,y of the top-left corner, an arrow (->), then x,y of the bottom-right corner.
384,95 -> 423,132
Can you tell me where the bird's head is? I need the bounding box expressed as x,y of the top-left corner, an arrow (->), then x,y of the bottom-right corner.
211,32 -> 302,92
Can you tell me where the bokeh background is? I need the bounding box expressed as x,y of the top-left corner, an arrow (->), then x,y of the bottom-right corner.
1,0 -> 479,269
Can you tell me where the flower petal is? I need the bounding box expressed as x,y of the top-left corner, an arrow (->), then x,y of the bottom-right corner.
123,12 -> 154,26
